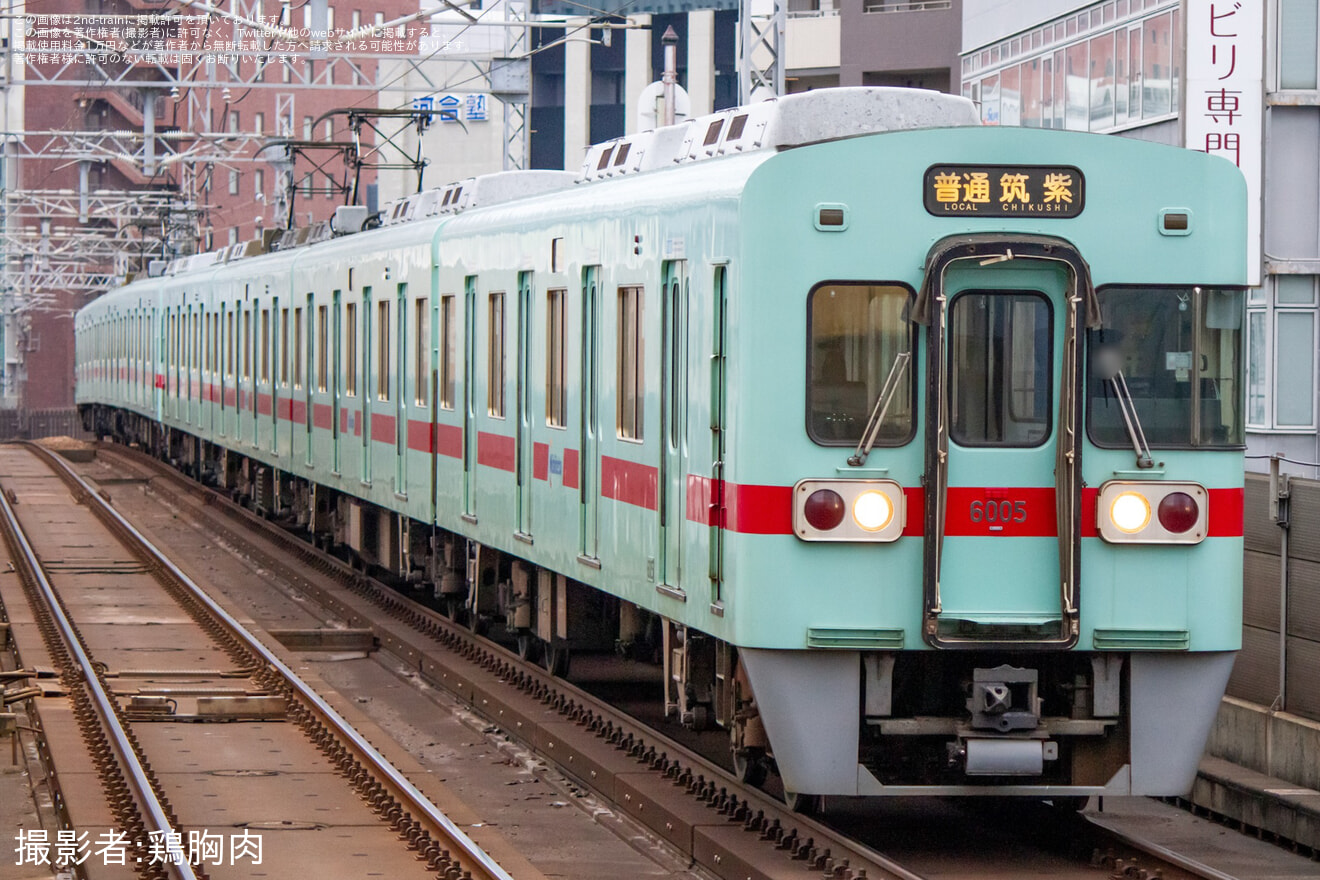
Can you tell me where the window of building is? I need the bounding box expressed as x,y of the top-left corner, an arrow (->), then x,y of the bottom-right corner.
617,286 -> 643,439
303,115 -> 313,140
488,292 -> 506,417
228,110 -> 240,132
228,169 -> 240,195
547,289 -> 566,426
963,1 -> 1179,134
1279,0 -> 1319,89
1248,275 -> 1317,431
255,169 -> 265,198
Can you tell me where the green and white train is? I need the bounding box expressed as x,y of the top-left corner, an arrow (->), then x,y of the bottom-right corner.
76,88 -> 1247,805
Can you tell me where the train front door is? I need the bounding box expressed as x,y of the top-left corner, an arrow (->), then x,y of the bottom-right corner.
922,243 -> 1084,648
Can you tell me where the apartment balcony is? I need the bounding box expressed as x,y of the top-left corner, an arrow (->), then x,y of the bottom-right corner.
786,4 -> 841,75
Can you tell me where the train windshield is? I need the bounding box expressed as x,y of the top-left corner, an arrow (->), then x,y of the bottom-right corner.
807,283 -> 914,445
1087,285 -> 1245,448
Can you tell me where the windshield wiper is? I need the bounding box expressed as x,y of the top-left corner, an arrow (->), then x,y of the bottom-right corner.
1104,366 -> 1155,469
848,351 -> 912,467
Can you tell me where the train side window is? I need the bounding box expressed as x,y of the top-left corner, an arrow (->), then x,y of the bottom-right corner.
317,304 -> 329,392
280,308 -> 290,386
377,299 -> 390,401
618,286 -> 644,440
243,309 -> 252,381
415,297 -> 429,406
227,310 -> 236,378
293,307 -> 303,389
807,283 -> 915,446
440,296 -> 455,409
547,288 -> 566,427
345,301 -> 358,396
261,308 -> 271,384
489,292 -> 506,417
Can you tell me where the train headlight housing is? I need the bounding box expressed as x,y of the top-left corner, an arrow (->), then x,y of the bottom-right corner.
795,479 -> 904,542
1097,481 -> 1208,544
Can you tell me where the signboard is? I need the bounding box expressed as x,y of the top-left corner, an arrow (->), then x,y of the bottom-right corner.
924,165 -> 1084,218
1185,0 -> 1263,285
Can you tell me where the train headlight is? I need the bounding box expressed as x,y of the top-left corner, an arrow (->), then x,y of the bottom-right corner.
1097,481 -> 1208,544
1109,492 -> 1150,534
794,479 -> 904,542
853,491 -> 894,532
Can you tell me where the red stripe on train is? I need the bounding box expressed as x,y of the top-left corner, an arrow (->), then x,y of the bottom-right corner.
601,455 -> 658,510
478,431 -> 515,472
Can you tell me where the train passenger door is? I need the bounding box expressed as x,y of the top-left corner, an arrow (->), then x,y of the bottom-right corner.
304,295 -> 314,466
659,261 -> 688,591
515,272 -> 533,539
462,278 -> 478,519
362,286 -> 373,485
396,285 -> 408,493
271,298 -> 281,455
332,290 -> 342,473
579,266 -> 601,562
922,248 -> 1083,648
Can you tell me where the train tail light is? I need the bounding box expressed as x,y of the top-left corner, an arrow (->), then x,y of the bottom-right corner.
795,479 -> 904,542
1097,481 -> 1207,544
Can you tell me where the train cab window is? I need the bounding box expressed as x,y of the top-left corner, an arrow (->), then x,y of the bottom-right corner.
948,291 -> 1052,447
1087,285 -> 1245,448
489,292 -> 506,417
807,283 -> 914,445
618,286 -> 644,440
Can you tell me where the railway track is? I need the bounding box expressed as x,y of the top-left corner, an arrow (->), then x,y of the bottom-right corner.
69,441 -> 1266,880
0,441 -> 521,880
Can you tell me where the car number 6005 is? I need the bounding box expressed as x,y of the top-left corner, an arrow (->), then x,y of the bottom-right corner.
970,499 -> 1027,523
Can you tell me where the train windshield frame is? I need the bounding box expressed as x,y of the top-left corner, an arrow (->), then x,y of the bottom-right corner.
1086,284 -> 1246,449
806,281 -> 916,447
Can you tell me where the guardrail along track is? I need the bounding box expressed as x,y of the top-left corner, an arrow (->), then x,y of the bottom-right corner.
0,442 -> 516,880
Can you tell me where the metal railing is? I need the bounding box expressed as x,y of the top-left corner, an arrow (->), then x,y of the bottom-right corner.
863,0 -> 952,13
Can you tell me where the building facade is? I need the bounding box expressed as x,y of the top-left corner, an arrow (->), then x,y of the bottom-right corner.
963,0 -> 1320,476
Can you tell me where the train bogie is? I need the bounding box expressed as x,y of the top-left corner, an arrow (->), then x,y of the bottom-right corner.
76,87 -> 1247,803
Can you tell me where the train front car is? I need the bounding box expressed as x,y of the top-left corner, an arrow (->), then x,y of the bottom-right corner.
727,92 -> 1246,803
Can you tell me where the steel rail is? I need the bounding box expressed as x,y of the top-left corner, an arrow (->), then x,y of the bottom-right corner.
30,443 -> 517,880
0,476 -> 198,880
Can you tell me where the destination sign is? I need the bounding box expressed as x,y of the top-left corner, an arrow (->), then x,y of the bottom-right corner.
923,164 -> 1084,218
